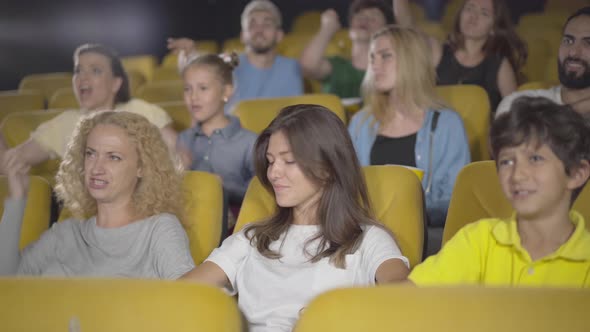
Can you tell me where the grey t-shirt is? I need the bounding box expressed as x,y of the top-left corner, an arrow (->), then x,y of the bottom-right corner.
16,211 -> 195,279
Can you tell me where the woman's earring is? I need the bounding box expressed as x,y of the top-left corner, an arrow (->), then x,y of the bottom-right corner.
223,97 -> 228,103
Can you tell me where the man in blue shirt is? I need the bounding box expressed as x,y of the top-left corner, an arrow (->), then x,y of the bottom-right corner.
168,0 -> 303,113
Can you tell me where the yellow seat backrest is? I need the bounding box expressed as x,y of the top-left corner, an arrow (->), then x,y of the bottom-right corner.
222,37 -> 245,54
18,73 -> 73,101
443,160 -> 590,245
157,100 -> 192,132
182,171 -> 224,264
48,87 -> 78,109
0,278 -> 242,332
1,110 -> 65,185
235,165 -> 425,268
0,90 -> 45,123
121,55 -> 158,82
0,175 -> 52,248
153,66 -> 182,82
295,286 -> 590,332
291,11 -> 321,34
233,94 -> 347,134
136,80 -> 184,104
436,85 -> 491,161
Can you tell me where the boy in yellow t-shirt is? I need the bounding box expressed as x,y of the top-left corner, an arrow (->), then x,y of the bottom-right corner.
409,96 -> 590,287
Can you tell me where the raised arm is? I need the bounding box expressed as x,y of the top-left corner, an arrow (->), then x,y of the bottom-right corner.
167,37 -> 199,71
0,139 -> 50,175
393,0 -> 413,27
299,9 -> 341,80
392,0 -> 443,66
0,162 -> 29,275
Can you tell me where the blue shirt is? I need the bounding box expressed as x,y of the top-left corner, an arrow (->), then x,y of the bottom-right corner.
177,116 -> 257,203
226,54 -> 303,113
348,109 -> 471,225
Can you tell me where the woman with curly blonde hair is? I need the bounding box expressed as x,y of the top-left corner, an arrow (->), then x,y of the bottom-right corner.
0,111 -> 194,278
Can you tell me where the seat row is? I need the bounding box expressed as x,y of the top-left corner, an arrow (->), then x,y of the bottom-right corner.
1,269 -> 589,331
6,161 -> 590,270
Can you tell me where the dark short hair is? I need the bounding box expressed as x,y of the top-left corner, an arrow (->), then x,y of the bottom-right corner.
563,6 -> 590,31
491,96 -> 590,200
73,43 -> 131,104
348,0 -> 394,25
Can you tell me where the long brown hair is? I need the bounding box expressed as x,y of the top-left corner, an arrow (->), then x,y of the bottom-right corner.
448,0 -> 527,80
244,104 -> 380,268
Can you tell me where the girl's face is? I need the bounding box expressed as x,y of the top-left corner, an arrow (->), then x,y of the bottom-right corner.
183,65 -> 233,124
369,35 -> 398,93
459,0 -> 495,41
73,52 -> 122,111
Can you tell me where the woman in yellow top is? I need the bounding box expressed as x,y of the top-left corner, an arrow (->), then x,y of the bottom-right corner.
0,43 -> 177,174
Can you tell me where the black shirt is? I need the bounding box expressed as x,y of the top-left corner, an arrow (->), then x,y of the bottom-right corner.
370,133 -> 417,167
436,43 -> 503,112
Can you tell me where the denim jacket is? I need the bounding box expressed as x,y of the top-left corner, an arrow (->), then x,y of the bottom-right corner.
348,108 -> 471,225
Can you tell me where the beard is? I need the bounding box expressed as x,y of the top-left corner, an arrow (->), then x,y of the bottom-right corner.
247,34 -> 277,54
558,57 -> 590,89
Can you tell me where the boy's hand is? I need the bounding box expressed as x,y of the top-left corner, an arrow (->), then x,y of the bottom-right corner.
320,9 -> 341,36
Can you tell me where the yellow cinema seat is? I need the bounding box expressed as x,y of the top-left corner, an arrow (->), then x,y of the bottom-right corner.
444,160 -> 590,245
182,171 -> 224,264
153,66 -> 182,82
436,85 -> 491,161
121,55 -> 158,82
0,90 -> 45,123
294,286 -> 590,332
0,175 -> 52,248
18,72 -> 73,102
1,110 -> 65,185
291,11 -> 321,34
235,165 -> 425,268
0,278 -> 242,332
157,100 -> 192,132
233,94 -> 347,134
222,37 -> 245,54
136,80 -> 184,104
48,87 -> 78,109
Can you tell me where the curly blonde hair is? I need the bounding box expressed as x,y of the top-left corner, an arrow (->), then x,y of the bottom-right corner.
55,111 -> 184,222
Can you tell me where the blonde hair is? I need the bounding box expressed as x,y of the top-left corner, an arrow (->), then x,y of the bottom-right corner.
241,0 -> 282,30
55,111 -> 184,222
362,25 -> 444,124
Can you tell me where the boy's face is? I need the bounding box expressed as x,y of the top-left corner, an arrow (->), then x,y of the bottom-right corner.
497,142 -> 581,220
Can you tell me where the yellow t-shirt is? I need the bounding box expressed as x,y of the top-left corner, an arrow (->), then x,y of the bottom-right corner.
30,98 -> 172,158
409,211 -> 590,287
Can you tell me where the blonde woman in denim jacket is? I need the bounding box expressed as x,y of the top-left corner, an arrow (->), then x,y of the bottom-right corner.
349,25 -> 470,226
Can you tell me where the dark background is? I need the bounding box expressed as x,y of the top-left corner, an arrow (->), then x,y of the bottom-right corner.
0,0 -> 545,91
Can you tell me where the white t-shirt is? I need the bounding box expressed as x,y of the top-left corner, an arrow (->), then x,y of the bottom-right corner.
495,86 -> 562,117
206,224 -> 409,332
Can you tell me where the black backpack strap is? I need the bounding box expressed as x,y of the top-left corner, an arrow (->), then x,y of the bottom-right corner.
430,111 -> 440,133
